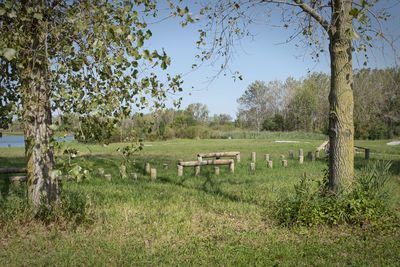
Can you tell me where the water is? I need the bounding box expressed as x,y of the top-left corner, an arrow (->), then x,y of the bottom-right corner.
0,135 -> 74,148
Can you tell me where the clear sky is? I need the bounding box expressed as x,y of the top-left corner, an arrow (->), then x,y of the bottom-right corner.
144,1 -> 400,119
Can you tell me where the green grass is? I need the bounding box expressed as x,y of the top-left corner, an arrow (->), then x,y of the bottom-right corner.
1,137 -> 400,266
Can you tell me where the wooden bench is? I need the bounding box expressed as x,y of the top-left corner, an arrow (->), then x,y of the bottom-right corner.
177,159 -> 234,176
354,146 -> 370,159
197,152 -> 240,163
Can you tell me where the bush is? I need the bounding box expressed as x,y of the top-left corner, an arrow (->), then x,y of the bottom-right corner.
273,161 -> 396,227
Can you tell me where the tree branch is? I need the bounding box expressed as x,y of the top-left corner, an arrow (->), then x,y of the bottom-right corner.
260,0 -> 331,33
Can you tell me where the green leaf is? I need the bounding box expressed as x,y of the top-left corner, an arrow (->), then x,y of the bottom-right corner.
0,8 -> 5,16
33,13 -> 43,20
2,48 -> 16,61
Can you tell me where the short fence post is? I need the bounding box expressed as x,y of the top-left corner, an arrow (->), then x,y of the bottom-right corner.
98,168 -> 104,175
195,165 -> 200,176
268,161 -> 273,168
145,163 -> 150,174
264,154 -> 270,162
214,167 -> 220,175
282,160 -> 287,167
299,149 -> 303,158
229,161 -> 235,173
130,173 -> 137,180
163,163 -> 168,170
307,151 -> 313,160
177,165 -> 183,176
251,152 -> 256,162
236,154 -> 241,163
104,174 -> 111,181
365,148 -> 370,159
289,150 -> 294,159
250,162 -> 255,170
299,156 -> 304,164
150,168 -> 157,179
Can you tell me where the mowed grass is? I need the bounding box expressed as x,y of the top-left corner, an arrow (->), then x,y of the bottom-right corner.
1,137 -> 400,266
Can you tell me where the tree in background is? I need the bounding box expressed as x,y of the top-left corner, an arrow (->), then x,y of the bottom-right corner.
0,0 -> 183,207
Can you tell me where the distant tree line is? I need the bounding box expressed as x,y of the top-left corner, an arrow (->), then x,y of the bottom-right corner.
50,103 -> 235,143
3,68 -> 398,142
236,68 -> 400,139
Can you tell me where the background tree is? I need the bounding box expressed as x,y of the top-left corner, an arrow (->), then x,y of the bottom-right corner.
192,0 -> 399,192
0,0 -> 183,206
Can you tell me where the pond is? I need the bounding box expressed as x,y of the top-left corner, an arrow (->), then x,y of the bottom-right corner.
0,135 -> 74,148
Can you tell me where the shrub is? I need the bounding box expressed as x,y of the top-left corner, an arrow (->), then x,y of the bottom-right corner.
273,161 -> 396,227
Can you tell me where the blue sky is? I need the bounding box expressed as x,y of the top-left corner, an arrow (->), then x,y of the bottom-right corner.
145,1 -> 400,119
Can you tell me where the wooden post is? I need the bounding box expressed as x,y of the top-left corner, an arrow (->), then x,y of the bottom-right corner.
195,165 -> 200,176
214,167 -> 220,175
9,176 -> 27,186
197,156 -> 202,162
299,149 -> 303,158
250,162 -> 255,170
119,165 -> 127,179
315,151 -> 320,158
177,165 -> 183,176
264,154 -> 270,162
282,160 -> 287,167
299,156 -> 304,164
236,154 -> 241,163
104,174 -> 111,181
130,173 -> 137,180
311,153 -> 316,162
229,161 -> 234,173
98,168 -> 104,175
365,148 -> 370,160
150,168 -> 157,179
268,161 -> 273,168
251,152 -> 256,162
289,150 -> 294,159
163,163 -> 168,170
145,163 -> 150,174
307,151 -> 313,160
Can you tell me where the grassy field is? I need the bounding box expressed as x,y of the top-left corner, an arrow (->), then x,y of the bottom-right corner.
1,136 -> 400,266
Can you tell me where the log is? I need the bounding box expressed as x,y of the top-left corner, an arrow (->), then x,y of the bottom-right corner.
198,152 -> 240,158
316,141 -> 329,152
178,159 -> 234,167
0,168 -> 26,174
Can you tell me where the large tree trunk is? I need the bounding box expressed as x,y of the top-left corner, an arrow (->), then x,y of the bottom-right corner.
328,0 -> 354,192
22,1 -> 58,207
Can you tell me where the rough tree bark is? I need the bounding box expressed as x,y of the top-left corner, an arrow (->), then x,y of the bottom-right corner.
328,0 -> 354,192
22,0 -> 58,207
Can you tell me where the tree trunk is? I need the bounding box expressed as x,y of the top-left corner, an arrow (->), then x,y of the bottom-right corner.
22,1 -> 58,207
328,0 -> 354,192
